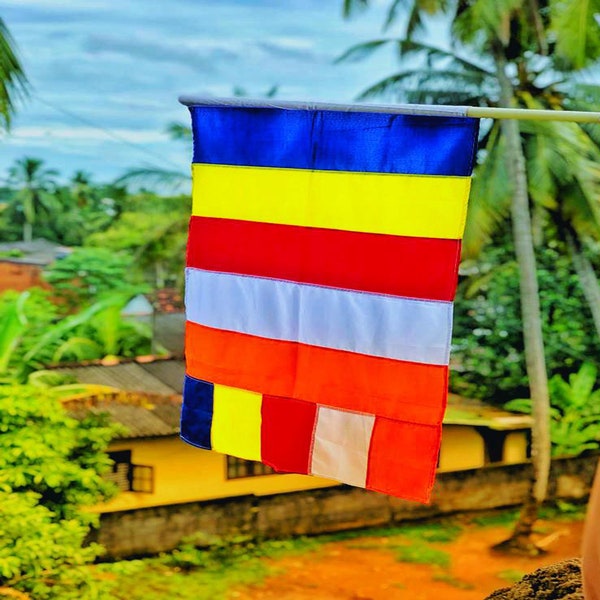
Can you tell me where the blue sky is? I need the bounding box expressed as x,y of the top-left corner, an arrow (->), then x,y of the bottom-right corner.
1,0 -> 399,183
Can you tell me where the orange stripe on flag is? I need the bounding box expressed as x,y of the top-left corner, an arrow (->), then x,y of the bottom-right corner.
185,321 -> 447,426
366,417 -> 441,503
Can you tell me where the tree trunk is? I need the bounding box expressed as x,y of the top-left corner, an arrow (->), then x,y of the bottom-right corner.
583,461 -> 600,600
565,231 -> 600,339
23,222 -> 32,243
494,50 -> 551,554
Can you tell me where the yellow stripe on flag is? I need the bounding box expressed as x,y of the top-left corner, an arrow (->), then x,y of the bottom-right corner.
192,163 -> 471,239
211,384 -> 262,460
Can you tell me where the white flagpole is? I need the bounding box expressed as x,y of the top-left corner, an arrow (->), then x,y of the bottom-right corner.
179,96 -> 600,123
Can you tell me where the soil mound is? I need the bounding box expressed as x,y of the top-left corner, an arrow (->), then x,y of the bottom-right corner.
485,559 -> 583,600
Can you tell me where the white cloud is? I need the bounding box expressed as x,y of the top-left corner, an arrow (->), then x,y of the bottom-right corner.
10,126 -> 167,144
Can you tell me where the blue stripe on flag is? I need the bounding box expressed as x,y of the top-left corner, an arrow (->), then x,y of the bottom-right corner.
180,375 -> 214,449
190,106 -> 478,176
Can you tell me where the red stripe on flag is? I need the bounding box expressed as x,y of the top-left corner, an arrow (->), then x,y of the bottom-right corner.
185,321 -> 448,426
187,216 -> 461,301
261,395 -> 317,475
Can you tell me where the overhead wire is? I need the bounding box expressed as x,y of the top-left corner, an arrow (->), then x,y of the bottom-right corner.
33,93 -> 185,171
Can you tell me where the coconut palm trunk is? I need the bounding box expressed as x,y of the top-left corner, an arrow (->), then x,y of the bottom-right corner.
495,50 -> 552,552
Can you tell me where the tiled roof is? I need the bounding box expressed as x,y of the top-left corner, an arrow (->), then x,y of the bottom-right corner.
65,392 -> 181,439
53,358 -> 184,396
54,358 -> 185,439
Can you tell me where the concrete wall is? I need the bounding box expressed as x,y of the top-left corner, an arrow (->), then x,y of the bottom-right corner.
95,453 -> 599,558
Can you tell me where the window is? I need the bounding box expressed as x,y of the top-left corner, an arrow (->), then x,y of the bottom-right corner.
107,450 -> 154,493
226,456 -> 276,480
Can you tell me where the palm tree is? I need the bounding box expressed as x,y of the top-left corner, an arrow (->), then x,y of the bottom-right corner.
7,158 -> 59,242
116,85 -> 280,192
0,17 -> 27,130
341,0 -> 600,552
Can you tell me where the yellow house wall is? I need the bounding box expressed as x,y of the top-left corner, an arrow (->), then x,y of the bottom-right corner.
95,424 -> 530,513
96,436 -> 337,513
437,425 -> 485,472
503,431 -> 529,464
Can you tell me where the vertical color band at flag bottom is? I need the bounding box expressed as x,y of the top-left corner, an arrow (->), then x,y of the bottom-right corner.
180,374 -> 441,503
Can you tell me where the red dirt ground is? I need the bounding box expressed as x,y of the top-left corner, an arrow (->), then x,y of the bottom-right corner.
231,517 -> 585,600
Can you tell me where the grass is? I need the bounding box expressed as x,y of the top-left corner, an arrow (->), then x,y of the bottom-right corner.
320,519 -> 462,544
393,542 -> 451,568
96,507 -> 583,599
97,520 -> 462,599
469,501 -> 587,529
432,572 -> 475,590
469,509 -> 520,528
497,569 -> 527,583
98,536 -> 319,600
540,500 -> 587,522
399,522 -> 462,543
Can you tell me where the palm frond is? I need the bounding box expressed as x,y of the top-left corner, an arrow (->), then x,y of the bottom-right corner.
23,295 -> 129,363
401,0 -> 452,35
391,39 -> 495,75
524,133 -> 560,209
384,0 -> 409,31
114,167 -> 190,193
462,123 -> 512,259
335,39 -> 392,63
342,0 -> 370,18
357,67 -> 495,104
452,0 -> 523,47
0,290 -> 28,375
567,82 -> 600,102
52,337 -> 103,363
165,122 -> 192,141
265,85 -> 279,98
550,0 -> 600,69
0,18 -> 28,129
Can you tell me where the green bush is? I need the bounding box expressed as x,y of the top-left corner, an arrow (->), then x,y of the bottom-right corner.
43,247 -> 143,311
0,384 -> 120,598
451,231 -> 600,403
505,362 -> 600,456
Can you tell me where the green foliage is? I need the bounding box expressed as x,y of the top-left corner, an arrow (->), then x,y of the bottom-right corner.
43,247 -> 143,310
498,569 -> 527,583
504,362 -> 600,456
87,193 -> 190,288
0,289 -> 158,381
393,542 -> 450,567
470,509 -> 520,528
0,289 -> 58,381
0,384 -> 119,598
0,384 -> 118,518
0,492 -> 107,600
0,161 -> 125,245
101,536 -> 318,600
0,290 -> 28,380
399,522 -> 462,543
0,17 -> 28,130
451,228 -> 600,402
540,500 -> 588,521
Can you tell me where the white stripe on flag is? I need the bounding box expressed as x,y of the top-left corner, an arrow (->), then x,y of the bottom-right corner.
185,268 -> 452,365
310,406 -> 375,488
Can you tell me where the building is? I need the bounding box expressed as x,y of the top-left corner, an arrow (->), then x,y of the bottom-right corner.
56,358 -> 532,514
0,238 -> 71,292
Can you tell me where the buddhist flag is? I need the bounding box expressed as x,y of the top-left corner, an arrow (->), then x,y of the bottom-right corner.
179,98 -> 478,503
